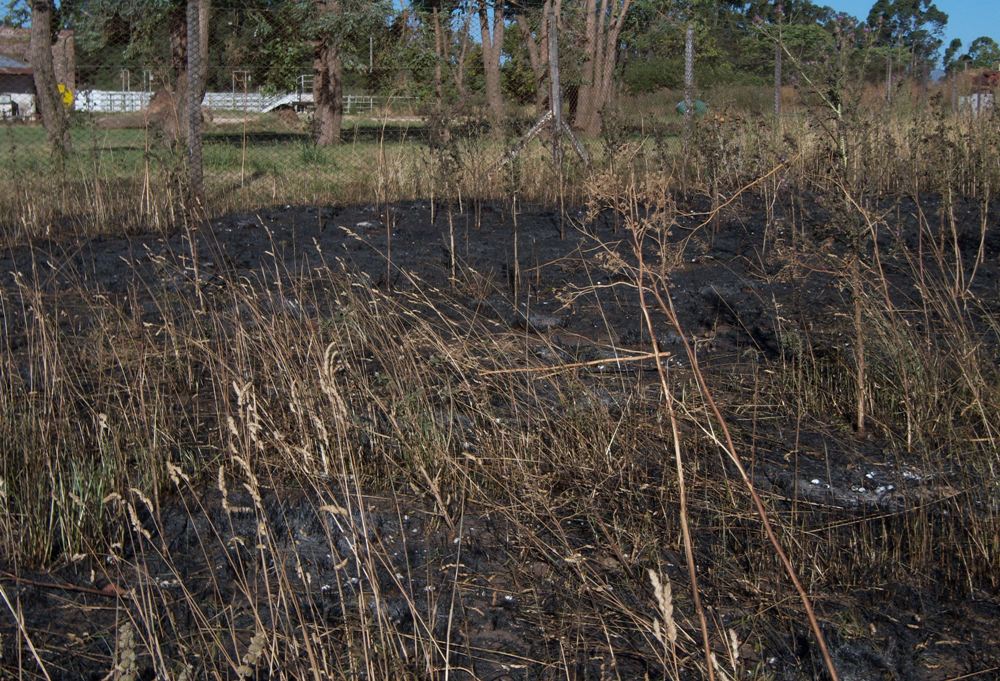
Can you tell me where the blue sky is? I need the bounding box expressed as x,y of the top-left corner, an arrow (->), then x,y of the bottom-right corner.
825,0 -> 998,53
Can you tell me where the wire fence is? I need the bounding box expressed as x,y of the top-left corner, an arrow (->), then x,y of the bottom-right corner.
0,4 -> 571,236
1,1 -> 997,240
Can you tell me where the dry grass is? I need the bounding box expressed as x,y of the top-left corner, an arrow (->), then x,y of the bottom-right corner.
1,99 -> 999,679
0,114 -> 591,244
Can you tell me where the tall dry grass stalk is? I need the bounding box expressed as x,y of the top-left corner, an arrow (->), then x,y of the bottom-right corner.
1,96 -> 999,677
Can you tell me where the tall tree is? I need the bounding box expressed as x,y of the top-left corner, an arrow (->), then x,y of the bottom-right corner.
313,0 -> 344,145
430,0 -> 446,102
943,36 -> 961,111
169,0 -> 210,142
477,0 -> 505,125
310,0 -> 391,145
965,36 -> 1000,69
573,0 -> 632,136
452,6 -> 472,97
867,0 -> 947,81
310,0 -> 391,146
29,0 -> 70,157
510,0 -> 558,115
410,0 -> 465,106
62,0 -> 210,143
942,37 -> 962,71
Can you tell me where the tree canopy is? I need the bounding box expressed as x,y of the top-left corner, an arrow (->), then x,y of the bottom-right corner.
965,36 -> 1000,69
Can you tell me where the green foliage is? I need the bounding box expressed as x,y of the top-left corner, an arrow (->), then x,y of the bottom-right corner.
501,59 -> 535,105
866,0 -> 948,71
616,0 -> 844,93
62,0 -> 184,87
233,3 -> 315,93
623,57 -> 683,93
1,0 -> 28,27
943,37 -> 963,72
62,0 -> 394,92
781,22 -> 834,62
308,0 -> 393,70
965,36 -> 1000,69
297,140 -> 327,165
498,13 -> 537,104
25,0 -> 974,108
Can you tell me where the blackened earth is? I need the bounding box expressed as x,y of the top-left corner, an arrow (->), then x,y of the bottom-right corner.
1,196 -> 999,679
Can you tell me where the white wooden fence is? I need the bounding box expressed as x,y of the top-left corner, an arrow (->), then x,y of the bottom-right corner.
73,89 -> 417,115
203,91 -> 285,111
75,89 -> 153,113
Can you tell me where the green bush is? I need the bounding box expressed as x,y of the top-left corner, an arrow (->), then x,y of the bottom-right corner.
623,57 -> 683,93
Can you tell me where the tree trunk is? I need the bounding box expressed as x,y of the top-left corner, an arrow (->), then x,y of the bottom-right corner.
885,50 -> 892,103
684,22 -> 694,123
774,2 -> 782,117
30,0 -> 70,157
432,6 -> 444,105
154,1 -> 209,145
187,0 -> 205,206
314,0 -> 344,146
920,61 -> 929,104
478,1 -> 505,126
589,0 -> 607,134
164,5 -> 187,141
453,10 -> 471,98
548,3 -> 562,167
515,0 -> 554,116
573,0 -> 598,131
774,41 -> 782,115
197,0 -> 211,101
590,0 -> 629,135
574,0 -> 630,136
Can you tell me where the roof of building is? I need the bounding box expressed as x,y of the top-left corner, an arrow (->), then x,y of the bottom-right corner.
0,54 -> 32,74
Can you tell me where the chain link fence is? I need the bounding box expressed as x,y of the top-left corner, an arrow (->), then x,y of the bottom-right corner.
1,2 -> 995,240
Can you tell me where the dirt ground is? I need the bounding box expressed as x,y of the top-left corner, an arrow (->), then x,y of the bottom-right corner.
1,197 -> 999,679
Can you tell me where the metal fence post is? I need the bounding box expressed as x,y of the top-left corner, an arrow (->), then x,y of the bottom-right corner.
187,0 -> 204,211
684,22 -> 694,124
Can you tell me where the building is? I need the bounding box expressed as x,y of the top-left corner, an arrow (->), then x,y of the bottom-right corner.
958,69 -> 999,116
971,69 -> 1000,93
0,27 -> 75,90
0,54 -> 34,118
0,27 -> 76,119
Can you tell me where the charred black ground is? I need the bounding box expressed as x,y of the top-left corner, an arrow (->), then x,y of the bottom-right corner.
1,197 -> 998,680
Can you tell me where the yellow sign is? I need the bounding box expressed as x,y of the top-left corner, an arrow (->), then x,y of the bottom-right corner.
57,83 -> 74,109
